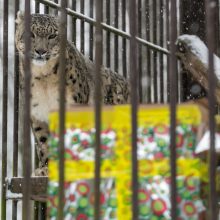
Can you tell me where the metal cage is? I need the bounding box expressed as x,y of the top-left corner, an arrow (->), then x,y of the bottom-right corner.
0,0 -> 219,219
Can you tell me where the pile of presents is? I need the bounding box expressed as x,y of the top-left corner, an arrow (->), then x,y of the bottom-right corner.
47,104 -> 213,219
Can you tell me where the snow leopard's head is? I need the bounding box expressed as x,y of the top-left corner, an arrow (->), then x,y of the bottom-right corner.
15,11 -> 60,66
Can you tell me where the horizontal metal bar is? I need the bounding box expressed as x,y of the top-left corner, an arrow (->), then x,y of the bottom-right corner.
7,196 -> 47,202
36,0 -> 59,8
66,7 -> 95,24
136,37 -> 169,54
36,0 -> 170,54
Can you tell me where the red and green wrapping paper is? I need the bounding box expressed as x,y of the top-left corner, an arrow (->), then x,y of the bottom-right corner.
47,105 -> 208,219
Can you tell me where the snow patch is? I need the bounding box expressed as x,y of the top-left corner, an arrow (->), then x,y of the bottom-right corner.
176,34 -> 220,80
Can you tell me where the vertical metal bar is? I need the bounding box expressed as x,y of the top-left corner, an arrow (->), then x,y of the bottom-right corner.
89,0 -> 94,60
146,0 -> 151,103
34,201 -> 47,220
34,201 -> 39,220
180,0 -> 206,41
106,0 -> 110,67
34,3 -> 40,218
39,202 -> 47,219
34,147 -> 40,220
179,0 -> 206,102
35,0 -> 40,13
80,0 -> 85,54
179,0 -> 186,102
129,0 -> 139,219
114,0 -> 119,72
216,1 -> 220,56
34,200 -> 47,220
153,0 -> 158,103
169,0 -> 177,219
138,0 -> 142,102
1,0 -> 8,219
12,2 -> 20,219
94,0 -> 103,219
159,0 -> 164,103
34,0 -> 51,214
72,0 -> 76,44
33,3 -> 40,211
58,0 -> 67,219
166,0 -> 170,102
22,1 -> 32,219
122,0 -> 127,78
54,0 -> 58,15
205,0 -> 218,219
44,4 -> 49,14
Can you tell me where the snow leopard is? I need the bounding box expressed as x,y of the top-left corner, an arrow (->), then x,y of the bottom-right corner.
15,11 -> 130,176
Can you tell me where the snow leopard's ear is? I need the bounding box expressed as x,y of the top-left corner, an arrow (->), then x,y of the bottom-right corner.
15,11 -> 24,24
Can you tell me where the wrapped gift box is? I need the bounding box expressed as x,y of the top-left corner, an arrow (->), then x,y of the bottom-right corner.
47,105 -> 208,220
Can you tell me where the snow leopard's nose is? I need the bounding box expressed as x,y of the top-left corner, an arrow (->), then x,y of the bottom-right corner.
35,49 -> 47,56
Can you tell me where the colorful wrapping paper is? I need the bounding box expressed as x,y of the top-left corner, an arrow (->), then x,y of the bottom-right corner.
47,105 -> 207,220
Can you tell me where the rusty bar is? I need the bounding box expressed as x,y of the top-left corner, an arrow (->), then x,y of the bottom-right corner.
106,0 -> 110,67
205,0 -> 218,219
159,0 -> 164,103
72,0 -> 76,44
129,0 -> 139,219
114,0 -> 119,72
89,0 -> 94,60
1,0 -> 9,219
94,0 -> 103,219
122,0 -> 127,78
22,0 -> 32,219
169,0 -> 177,219
12,2 -> 20,220
80,0 -> 85,54
146,0 -> 151,103
153,0 -> 158,103
58,0 -> 67,219
138,0 -> 142,102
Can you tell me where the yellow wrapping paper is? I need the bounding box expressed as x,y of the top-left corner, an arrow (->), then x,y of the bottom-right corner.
48,104 -> 207,219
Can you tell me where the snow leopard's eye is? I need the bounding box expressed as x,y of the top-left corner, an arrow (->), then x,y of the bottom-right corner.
177,42 -> 186,53
48,34 -> 57,40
